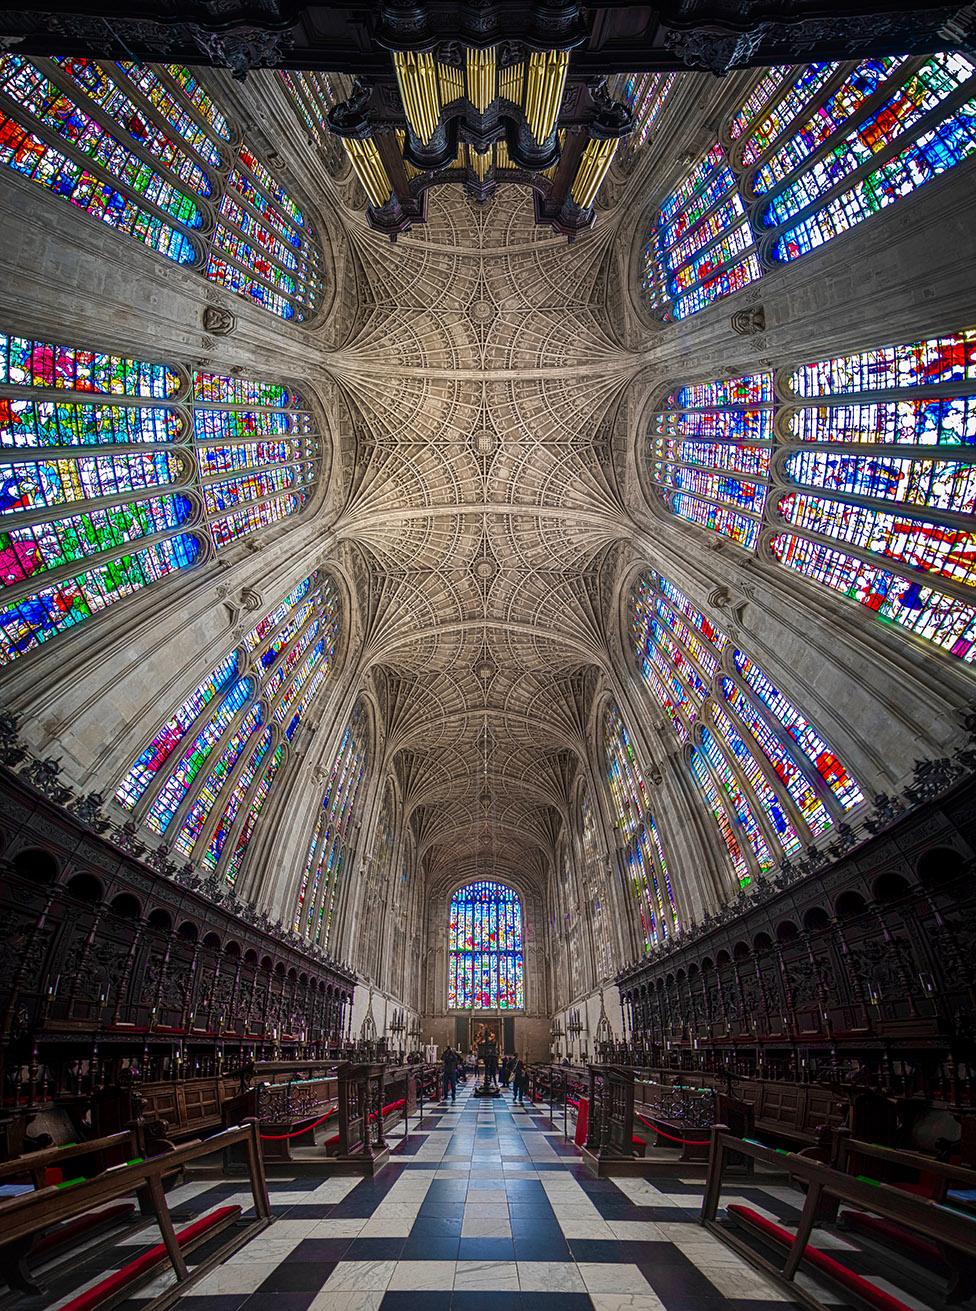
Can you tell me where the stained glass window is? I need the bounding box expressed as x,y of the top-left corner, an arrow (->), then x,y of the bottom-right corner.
628,570 -> 860,887
603,704 -> 677,950
580,787 -> 614,981
0,331 -> 321,664
295,701 -> 369,946
649,371 -> 774,548
114,571 -> 341,879
732,55 -> 976,263
774,329 -> 976,663
611,72 -> 676,161
277,70 -> 352,176
0,57 -> 323,320
639,142 -> 761,320
192,371 -> 317,548
448,881 -> 524,1010
0,332 -> 201,664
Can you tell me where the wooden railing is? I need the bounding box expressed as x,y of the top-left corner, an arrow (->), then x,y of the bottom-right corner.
701,1127 -> 976,1311
0,1130 -> 137,1190
585,1065 -> 636,1160
0,1121 -> 270,1303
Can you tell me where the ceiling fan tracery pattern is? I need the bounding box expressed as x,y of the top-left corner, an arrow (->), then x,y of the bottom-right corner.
330,187 -> 642,891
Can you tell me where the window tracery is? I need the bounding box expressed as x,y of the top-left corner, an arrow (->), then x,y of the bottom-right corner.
294,700 -> 369,947
0,332 -> 319,664
0,57 -> 322,321
580,785 -> 615,983
610,72 -> 676,166
448,880 -> 524,1010
277,70 -> 353,176
603,703 -> 677,950
628,570 -> 862,888
638,58 -> 975,319
639,142 -> 761,320
648,370 -> 774,549
742,55 -> 976,263
650,328 -> 976,665
114,571 -> 340,883
772,329 -> 976,663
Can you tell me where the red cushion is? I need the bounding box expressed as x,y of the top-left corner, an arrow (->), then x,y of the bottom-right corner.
56,1205 -> 241,1311
325,1134 -> 340,1148
727,1205 -> 914,1311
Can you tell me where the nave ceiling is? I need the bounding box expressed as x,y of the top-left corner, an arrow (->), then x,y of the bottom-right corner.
320,186 -> 645,893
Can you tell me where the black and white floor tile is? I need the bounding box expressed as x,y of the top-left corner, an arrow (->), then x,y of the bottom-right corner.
39,1083 -> 936,1311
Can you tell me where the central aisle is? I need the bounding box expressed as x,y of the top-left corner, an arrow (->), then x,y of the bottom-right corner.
174,1078 -> 799,1310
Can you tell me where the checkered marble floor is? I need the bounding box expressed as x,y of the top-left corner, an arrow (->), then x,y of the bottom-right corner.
46,1081 -> 918,1311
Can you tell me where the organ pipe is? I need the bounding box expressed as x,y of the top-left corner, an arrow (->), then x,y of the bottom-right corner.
394,51 -> 442,143
570,136 -> 619,208
466,47 -> 496,112
470,145 -> 491,180
499,60 -> 524,105
342,137 -> 392,206
439,61 -> 464,104
524,50 -> 568,142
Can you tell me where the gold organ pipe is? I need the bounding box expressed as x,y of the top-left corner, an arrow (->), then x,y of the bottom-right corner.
465,46 -> 496,112
439,61 -> 464,104
342,137 -> 392,206
570,136 -> 620,209
469,145 -> 491,180
495,138 -> 511,169
499,60 -> 524,104
525,50 -> 568,142
393,50 -> 441,144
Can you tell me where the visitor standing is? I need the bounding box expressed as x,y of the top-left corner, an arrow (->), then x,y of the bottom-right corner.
485,1033 -> 499,1087
500,1053 -> 511,1087
441,1043 -> 459,1103
511,1054 -> 528,1104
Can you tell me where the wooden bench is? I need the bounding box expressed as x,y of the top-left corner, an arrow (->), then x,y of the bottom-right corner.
703,1127 -> 976,1311
0,1122 -> 271,1306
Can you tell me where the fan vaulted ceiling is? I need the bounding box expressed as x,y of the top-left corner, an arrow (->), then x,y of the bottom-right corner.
324,187 -> 642,891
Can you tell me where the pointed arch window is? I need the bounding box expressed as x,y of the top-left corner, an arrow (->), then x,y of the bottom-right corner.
295,701 -> 369,947
359,786 -> 395,980
0,57 -> 322,320
0,332 -> 201,664
772,328 -> 976,663
0,331 -> 320,664
114,570 -> 341,881
277,70 -> 353,177
580,784 -> 615,982
629,570 -> 862,888
192,371 -> 317,549
648,370 -> 774,549
732,56 -> 976,263
603,704 -> 678,950
639,142 -> 761,320
654,329 -> 976,665
610,72 -> 676,163
448,880 -> 524,1010
636,60 -> 975,319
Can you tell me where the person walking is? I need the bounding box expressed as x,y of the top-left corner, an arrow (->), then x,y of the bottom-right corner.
511,1054 -> 528,1105
441,1043 -> 459,1104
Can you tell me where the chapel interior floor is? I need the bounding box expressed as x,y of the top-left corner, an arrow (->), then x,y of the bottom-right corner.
37,1080 -> 936,1311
